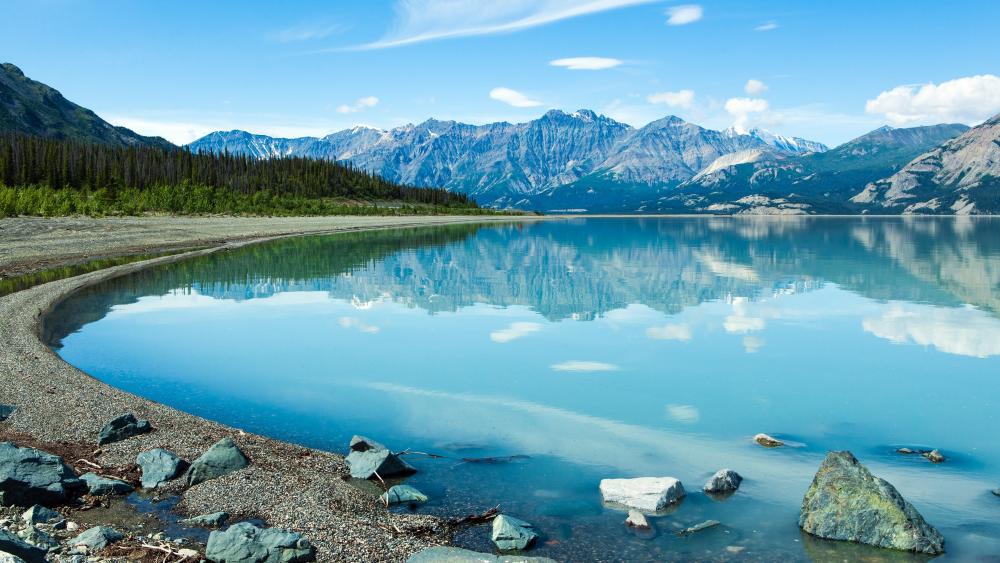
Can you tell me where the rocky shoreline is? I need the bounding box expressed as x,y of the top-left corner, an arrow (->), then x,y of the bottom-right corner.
0,216 -> 536,562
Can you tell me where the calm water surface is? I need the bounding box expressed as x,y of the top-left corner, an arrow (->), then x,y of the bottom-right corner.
46,218 -> 1000,561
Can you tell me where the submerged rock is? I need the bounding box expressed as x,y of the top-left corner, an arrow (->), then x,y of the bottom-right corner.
922,449 -> 946,463
344,436 -> 415,480
703,469 -> 743,494
754,433 -> 784,448
21,505 -> 60,525
0,442 -> 84,506
0,530 -> 46,563
992,488 -> 1000,497
678,520 -> 721,536
0,405 -> 15,422
625,509 -> 649,529
181,511 -> 229,528
80,473 -> 133,496
206,522 -> 315,562
799,451 -> 944,555
406,546 -> 557,562
599,477 -> 685,511
96,414 -> 152,446
380,485 -> 428,505
69,525 -> 124,551
136,448 -> 188,489
491,515 -> 539,551
187,438 -> 249,486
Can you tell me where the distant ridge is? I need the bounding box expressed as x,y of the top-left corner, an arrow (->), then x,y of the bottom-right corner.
0,62 -> 174,149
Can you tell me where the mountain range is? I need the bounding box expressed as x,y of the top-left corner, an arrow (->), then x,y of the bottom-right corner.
0,63 -> 173,149
188,110 -> 1000,214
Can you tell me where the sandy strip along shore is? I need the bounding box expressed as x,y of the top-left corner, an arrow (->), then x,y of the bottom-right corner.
0,215 -> 541,561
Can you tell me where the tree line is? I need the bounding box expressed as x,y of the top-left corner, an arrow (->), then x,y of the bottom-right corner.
0,133 -> 478,216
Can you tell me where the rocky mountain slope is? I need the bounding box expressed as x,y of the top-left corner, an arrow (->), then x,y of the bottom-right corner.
0,63 -> 173,149
666,123 -> 970,214
851,114 -> 1000,214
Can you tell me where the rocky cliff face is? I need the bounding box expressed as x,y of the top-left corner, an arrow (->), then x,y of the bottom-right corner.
852,114 -> 1000,214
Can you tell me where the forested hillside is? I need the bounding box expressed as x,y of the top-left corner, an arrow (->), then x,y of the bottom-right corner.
0,133 -> 479,217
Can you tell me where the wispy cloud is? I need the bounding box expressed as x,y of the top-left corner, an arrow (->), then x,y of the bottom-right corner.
551,360 -> 620,372
356,0 -> 659,50
549,56 -> 623,70
864,74 -> 1000,126
646,323 -> 692,341
666,404 -> 700,423
268,22 -> 345,43
754,22 -> 778,31
490,322 -> 542,343
490,87 -> 543,108
666,4 -> 703,25
339,316 -> 380,334
336,96 -> 380,114
647,89 -> 695,108
744,79 -> 767,95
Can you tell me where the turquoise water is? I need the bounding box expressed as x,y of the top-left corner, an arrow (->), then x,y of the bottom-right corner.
46,218 -> 1000,561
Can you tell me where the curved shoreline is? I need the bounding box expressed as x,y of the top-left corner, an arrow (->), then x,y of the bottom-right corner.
0,215 -> 540,561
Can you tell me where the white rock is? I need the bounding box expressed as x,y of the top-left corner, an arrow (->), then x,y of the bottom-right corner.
65,521 -> 79,532
599,477 -> 685,511
625,510 -> 649,529
178,548 -> 199,558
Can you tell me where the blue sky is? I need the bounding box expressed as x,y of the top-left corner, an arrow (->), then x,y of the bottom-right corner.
3,0 -> 999,146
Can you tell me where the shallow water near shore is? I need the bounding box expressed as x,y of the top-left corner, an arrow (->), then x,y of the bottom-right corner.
46,217 -> 1000,561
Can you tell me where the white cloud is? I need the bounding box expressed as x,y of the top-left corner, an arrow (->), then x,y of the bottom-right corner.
646,323 -> 692,341
358,0 -> 658,49
864,75 -> 1000,126
742,335 -> 765,353
267,22 -> 344,43
744,79 -> 768,95
490,87 -> 543,108
549,56 -> 623,70
863,303 -> 1000,358
336,96 -> 380,114
725,97 -> 769,130
754,22 -> 778,31
551,360 -> 619,372
724,315 -> 765,333
666,4 -> 703,25
490,321 -> 542,343
102,114 -> 344,146
339,316 -> 380,334
647,89 -> 695,108
666,404 -> 700,423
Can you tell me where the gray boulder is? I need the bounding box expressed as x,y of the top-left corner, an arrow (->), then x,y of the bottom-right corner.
491,514 -> 538,551
0,550 -> 28,563
380,485 -> 428,505
406,547 -> 557,562
345,436 -> 415,480
0,405 -> 15,422
21,505 -> 60,525
136,449 -> 188,489
188,438 -> 249,486
97,414 -> 152,446
68,526 -> 124,551
16,526 -> 58,550
181,511 -> 229,527
799,451 -> 944,554
0,442 -> 84,506
205,522 -> 315,563
703,469 -> 743,494
80,473 -> 133,496
0,530 -> 45,563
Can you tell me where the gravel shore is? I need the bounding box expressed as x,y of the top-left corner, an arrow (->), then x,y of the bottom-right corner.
0,215 -> 540,561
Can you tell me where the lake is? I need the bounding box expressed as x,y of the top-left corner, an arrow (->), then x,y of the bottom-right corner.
45,217 -> 1000,561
